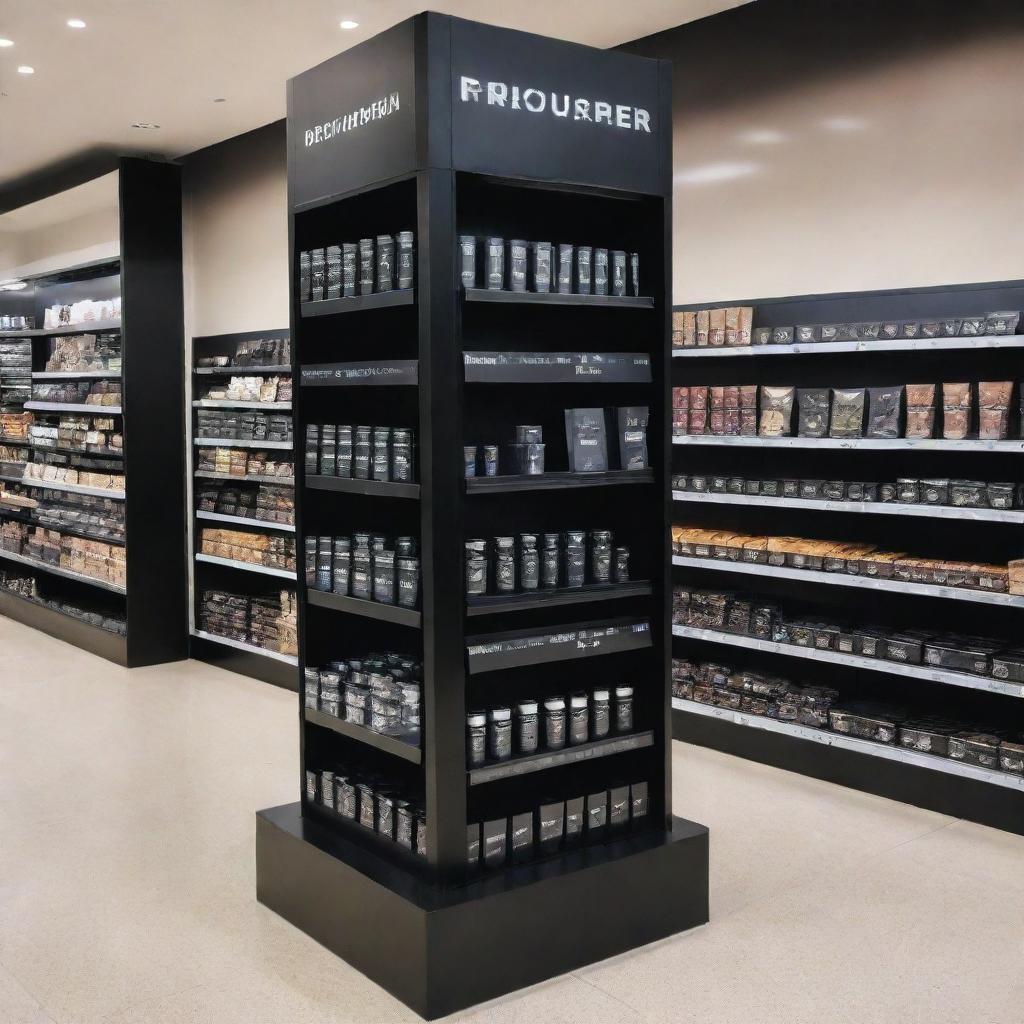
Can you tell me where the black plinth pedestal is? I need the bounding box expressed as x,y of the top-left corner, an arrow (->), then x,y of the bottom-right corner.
256,803 -> 709,1019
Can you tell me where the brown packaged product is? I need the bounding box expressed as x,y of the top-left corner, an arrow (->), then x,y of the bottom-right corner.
978,381 -> 1013,406
739,385 -> 757,409
723,409 -> 741,435
671,311 -> 686,349
708,308 -> 726,347
688,410 -> 707,435
905,383 -> 936,407
723,385 -> 740,410
696,309 -> 710,347
682,310 -> 697,347
759,386 -> 796,437
689,385 -> 709,411
942,382 -> 972,440
739,409 -> 757,436
978,381 -> 1013,440
672,387 -> 689,411
828,388 -> 866,439
709,386 -> 726,411
724,307 -> 740,347
737,306 -> 753,347
709,410 -> 725,435
905,407 -> 936,439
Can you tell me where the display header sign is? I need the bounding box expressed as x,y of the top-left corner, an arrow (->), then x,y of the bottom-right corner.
450,18 -> 664,195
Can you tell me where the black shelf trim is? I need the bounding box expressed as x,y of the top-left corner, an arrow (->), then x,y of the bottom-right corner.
463,351 -> 652,385
464,288 -> 653,309
466,581 -> 653,616
308,588 -> 422,627
193,364 -> 292,375
468,730 -> 654,786
306,475 -> 420,499
466,469 -> 654,494
304,707 -> 423,763
300,290 -> 415,316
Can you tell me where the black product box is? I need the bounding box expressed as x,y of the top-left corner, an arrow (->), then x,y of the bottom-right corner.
948,732 -> 1001,769
829,704 -> 900,744
508,239 -> 528,292
899,720 -> 952,757
565,408 -> 609,473
319,424 -> 337,477
358,238 -> 374,294
482,817 -> 508,867
556,243 -> 573,294
866,385 -> 903,439
586,791 -> 607,841
510,811 -> 534,864
564,795 -> 585,845
879,483 -> 898,503
923,638 -> 997,676
846,482 -> 878,502
630,781 -> 649,822
299,250 -> 312,302
610,250 -> 627,297
310,248 -> 326,301
884,633 -> 926,664
593,248 -> 609,296
797,388 -> 829,437
689,475 -> 708,492
919,478 -> 949,504
575,245 -> 592,294
760,479 -> 781,497
853,629 -> 885,658
608,785 -> 630,830
1000,738 -> 1024,775
531,241 -> 552,293
752,327 -> 772,346
822,480 -> 845,501
991,648 -> 1024,683
799,479 -> 825,499
342,242 -> 357,296
710,476 -> 728,493
304,424 -> 320,474
616,406 -> 649,471
744,479 -> 761,496
535,800 -> 564,855
795,324 -> 820,343
459,235 -> 477,290
897,478 -> 920,503
727,477 -> 745,495
325,245 -> 342,300
781,479 -> 800,498
836,630 -> 857,654
949,480 -> 987,508
771,326 -> 794,345
987,482 -> 1015,509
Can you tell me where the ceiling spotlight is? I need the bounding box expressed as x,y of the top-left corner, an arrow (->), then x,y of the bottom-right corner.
67,18 -> 86,29
339,19 -> 359,29
131,122 -> 160,130
0,38 -> 13,48
0,280 -> 28,291
213,97 -> 226,103
17,65 -> 34,75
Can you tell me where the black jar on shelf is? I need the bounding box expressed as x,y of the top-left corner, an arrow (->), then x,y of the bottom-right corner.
467,710 -> 487,767
354,425 -> 372,479
488,707 -> 513,761
372,549 -> 395,604
519,534 -> 539,591
516,699 -> 539,755
565,530 -> 586,588
390,428 -> 415,482
542,533 -> 560,589
465,539 -> 488,596
372,427 -> 391,481
544,696 -> 567,749
494,536 -> 516,593
590,529 -> 612,584
614,546 -> 630,583
569,693 -> 589,745
614,685 -> 634,732
591,688 -> 610,739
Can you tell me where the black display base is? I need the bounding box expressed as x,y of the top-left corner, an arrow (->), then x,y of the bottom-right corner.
256,802 -> 709,1020
191,634 -> 298,691
673,707 -> 1024,837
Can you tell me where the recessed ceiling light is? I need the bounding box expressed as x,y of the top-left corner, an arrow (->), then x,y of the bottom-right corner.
674,161 -> 760,187
67,18 -> 86,29
0,38 -> 14,48
131,122 -> 160,130
737,128 -> 786,145
213,97 -> 226,103
17,65 -> 34,75
339,19 -> 359,29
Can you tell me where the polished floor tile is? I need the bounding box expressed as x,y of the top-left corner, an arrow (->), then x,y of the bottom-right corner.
1,617 -> 1022,1024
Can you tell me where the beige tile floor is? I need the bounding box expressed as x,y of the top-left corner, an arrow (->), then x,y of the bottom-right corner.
2,613 -> 1022,1024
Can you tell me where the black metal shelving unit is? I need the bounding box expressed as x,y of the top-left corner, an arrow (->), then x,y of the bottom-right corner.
0,159 -> 186,667
188,327 -> 298,688
670,278 -> 1024,835
255,14 -> 708,1020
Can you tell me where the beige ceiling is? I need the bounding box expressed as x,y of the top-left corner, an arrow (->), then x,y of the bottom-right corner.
0,0 -> 748,192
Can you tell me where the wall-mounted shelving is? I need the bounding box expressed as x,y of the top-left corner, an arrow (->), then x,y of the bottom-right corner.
256,16 -> 707,1021
670,278 -> 1024,836
188,328 -> 297,689
0,159 -> 187,667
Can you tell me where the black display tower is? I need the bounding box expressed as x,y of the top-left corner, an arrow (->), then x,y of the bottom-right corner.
256,15 -> 708,1018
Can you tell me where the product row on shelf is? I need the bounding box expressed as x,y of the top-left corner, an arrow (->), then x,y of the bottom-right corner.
196,587 -> 298,658
672,658 -> 1023,776
459,236 -> 642,298
0,521 -> 125,589
304,534 -> 420,610
195,335 -> 290,370
199,527 -> 296,574
304,424 -> 416,483
299,232 -> 415,302
195,446 -> 293,481
672,472 -> 1023,511
0,568 -> 126,634
673,382 -> 1021,440
196,374 -> 292,405
672,526 -> 1022,596
195,483 -> 294,528
0,298 -> 121,334
672,305 -> 1020,349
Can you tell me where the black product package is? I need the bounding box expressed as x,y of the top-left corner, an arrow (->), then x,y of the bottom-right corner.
866,386 -> 904,439
575,245 -> 593,294
829,388 -> 867,438
482,817 -> 508,867
342,242 -> 357,296
325,245 -> 342,299
611,250 -> 627,297
535,799 -> 565,855
797,388 -> 829,438
556,243 -> 573,294
586,791 -> 608,840
309,248 -> 326,301
629,252 -> 640,296
593,248 -> 609,296
630,781 -> 649,822
358,238 -> 374,294
396,231 -> 414,290
299,250 -> 312,301
531,241 -> 552,293
508,239 -> 528,292
376,234 -> 395,291
459,235 -> 477,289
564,795 -> 585,845
486,237 -> 504,290
510,811 -> 534,864
616,406 -> 649,471
304,423 -> 320,474
467,823 -> 481,867
565,408 -> 609,473
608,785 -> 630,830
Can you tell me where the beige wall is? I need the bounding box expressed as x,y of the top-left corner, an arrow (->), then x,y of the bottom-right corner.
626,0 -> 1024,303
182,123 -> 288,337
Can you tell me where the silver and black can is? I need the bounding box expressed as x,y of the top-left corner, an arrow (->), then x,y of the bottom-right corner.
375,234 -> 395,292
342,242 -> 357,296
556,243 -> 573,294
459,234 -> 477,289
542,534 -> 560,589
396,230 -> 414,289
486,237 -> 504,290
593,248 -> 609,296
358,238 -> 374,294
508,239 -> 528,292
531,241 -> 552,292
575,246 -> 592,294
519,533 -> 539,591
611,250 -> 627,297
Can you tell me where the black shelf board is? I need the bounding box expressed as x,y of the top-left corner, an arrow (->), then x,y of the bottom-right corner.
0,318 -> 122,338
468,730 -> 654,786
306,475 -> 420,499
26,444 -> 122,460
463,351 -> 652,385
466,581 -> 653,616
304,707 -> 423,764
466,469 -> 654,494
464,288 -> 654,309
193,364 -> 292,375
0,589 -> 127,665
300,290 -> 414,316
308,588 -> 422,627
